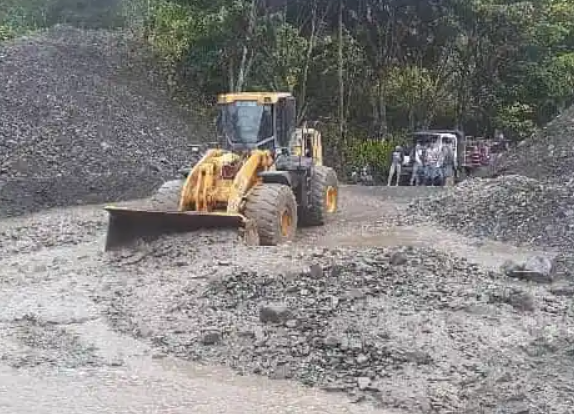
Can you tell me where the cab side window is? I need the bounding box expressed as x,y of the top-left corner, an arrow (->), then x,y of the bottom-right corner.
305,133 -> 312,157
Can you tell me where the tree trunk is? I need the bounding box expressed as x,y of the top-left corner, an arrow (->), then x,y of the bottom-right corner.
236,46 -> 249,92
377,79 -> 387,138
408,109 -> 415,131
298,0 -> 317,123
228,58 -> 235,92
338,0 -> 345,145
236,0 -> 258,92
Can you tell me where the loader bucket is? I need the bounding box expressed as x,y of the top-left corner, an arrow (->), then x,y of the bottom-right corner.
103,206 -> 258,251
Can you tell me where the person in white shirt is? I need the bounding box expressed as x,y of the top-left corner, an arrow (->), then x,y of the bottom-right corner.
425,143 -> 443,186
387,146 -> 404,186
410,143 -> 423,186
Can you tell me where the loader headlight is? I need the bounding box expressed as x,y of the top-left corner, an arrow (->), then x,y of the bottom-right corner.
191,146 -> 200,153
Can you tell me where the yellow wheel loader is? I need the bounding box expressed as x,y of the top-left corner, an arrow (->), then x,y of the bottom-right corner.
103,92 -> 339,251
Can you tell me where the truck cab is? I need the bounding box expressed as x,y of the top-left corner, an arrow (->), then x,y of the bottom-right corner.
400,129 -> 463,184
412,130 -> 460,166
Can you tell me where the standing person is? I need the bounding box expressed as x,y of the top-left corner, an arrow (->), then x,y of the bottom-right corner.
479,142 -> 490,165
425,143 -> 442,186
495,129 -> 506,149
420,144 -> 428,185
470,145 -> 481,167
387,145 -> 404,186
410,143 -> 423,186
441,144 -> 455,186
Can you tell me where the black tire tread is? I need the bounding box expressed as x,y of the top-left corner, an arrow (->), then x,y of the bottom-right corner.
244,184 -> 297,246
301,166 -> 338,226
149,179 -> 184,211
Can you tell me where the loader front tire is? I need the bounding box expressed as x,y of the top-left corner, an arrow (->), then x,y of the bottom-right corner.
244,184 -> 298,246
149,179 -> 184,211
300,166 -> 338,226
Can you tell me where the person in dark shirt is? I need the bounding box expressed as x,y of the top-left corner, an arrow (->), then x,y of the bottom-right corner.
441,144 -> 455,186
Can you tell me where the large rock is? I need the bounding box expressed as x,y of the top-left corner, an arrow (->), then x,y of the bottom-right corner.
259,304 -> 293,324
502,256 -> 554,283
523,256 -> 554,283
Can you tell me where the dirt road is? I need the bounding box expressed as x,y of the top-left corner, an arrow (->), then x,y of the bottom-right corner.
301,185 -> 552,270
0,185 -> 568,414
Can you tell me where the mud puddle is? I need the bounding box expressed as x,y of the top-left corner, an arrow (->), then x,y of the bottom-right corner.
0,318 -> 400,414
323,224 -> 556,271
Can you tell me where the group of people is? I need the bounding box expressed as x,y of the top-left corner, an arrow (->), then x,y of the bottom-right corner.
387,142 -> 456,186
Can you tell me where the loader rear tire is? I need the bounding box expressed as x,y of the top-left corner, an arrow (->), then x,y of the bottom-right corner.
149,179 -> 184,211
244,184 -> 298,246
300,166 -> 338,226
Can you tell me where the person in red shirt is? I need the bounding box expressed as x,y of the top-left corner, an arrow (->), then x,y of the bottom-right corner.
470,146 -> 481,166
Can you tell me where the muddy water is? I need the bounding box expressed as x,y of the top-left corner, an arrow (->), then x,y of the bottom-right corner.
309,184 -> 556,271
0,241 -> 399,414
0,329 -> 393,414
324,225 -> 555,271
0,185 -> 557,413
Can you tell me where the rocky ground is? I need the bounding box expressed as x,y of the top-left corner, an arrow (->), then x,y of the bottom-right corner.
0,186 -> 572,414
408,100 -> 574,252
0,25 -> 209,217
408,175 -> 574,249
496,105 -> 574,181
101,242 -> 574,413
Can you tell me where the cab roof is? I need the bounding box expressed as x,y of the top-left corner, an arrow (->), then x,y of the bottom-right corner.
217,92 -> 293,104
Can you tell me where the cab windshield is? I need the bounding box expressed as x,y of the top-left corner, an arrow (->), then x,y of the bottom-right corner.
414,133 -> 440,147
217,101 -> 273,145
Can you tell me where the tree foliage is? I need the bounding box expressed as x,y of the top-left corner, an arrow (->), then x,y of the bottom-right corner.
123,0 -> 574,138
3,0 -> 574,168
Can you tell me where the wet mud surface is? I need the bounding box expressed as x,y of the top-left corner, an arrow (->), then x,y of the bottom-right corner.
0,185 -> 572,414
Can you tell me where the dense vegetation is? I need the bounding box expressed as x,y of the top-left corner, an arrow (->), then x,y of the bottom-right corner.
2,0 -> 574,173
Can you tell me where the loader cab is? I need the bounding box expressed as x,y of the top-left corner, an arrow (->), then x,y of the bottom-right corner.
216,92 -> 297,153
293,127 -> 323,165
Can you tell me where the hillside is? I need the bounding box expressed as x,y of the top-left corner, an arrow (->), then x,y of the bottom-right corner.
0,25 -> 209,216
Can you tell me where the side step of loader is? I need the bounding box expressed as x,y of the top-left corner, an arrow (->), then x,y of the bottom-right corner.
103,206 -> 258,251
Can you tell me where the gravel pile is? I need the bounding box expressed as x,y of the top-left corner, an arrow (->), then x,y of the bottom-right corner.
408,175 -> 574,249
496,105 -> 574,181
0,25 -> 207,217
100,243 -> 574,414
412,105 -> 574,250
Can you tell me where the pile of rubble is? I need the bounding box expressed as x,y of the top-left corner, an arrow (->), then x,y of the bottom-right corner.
496,105 -> 574,181
102,244 -> 574,414
0,25 -> 206,217
411,104 -> 574,250
408,175 -> 574,249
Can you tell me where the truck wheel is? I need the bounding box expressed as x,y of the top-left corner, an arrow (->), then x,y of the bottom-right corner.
300,166 -> 338,226
149,179 -> 184,211
244,184 -> 298,246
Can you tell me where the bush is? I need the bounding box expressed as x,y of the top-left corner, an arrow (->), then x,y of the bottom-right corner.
344,135 -> 406,180
0,25 -> 16,41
